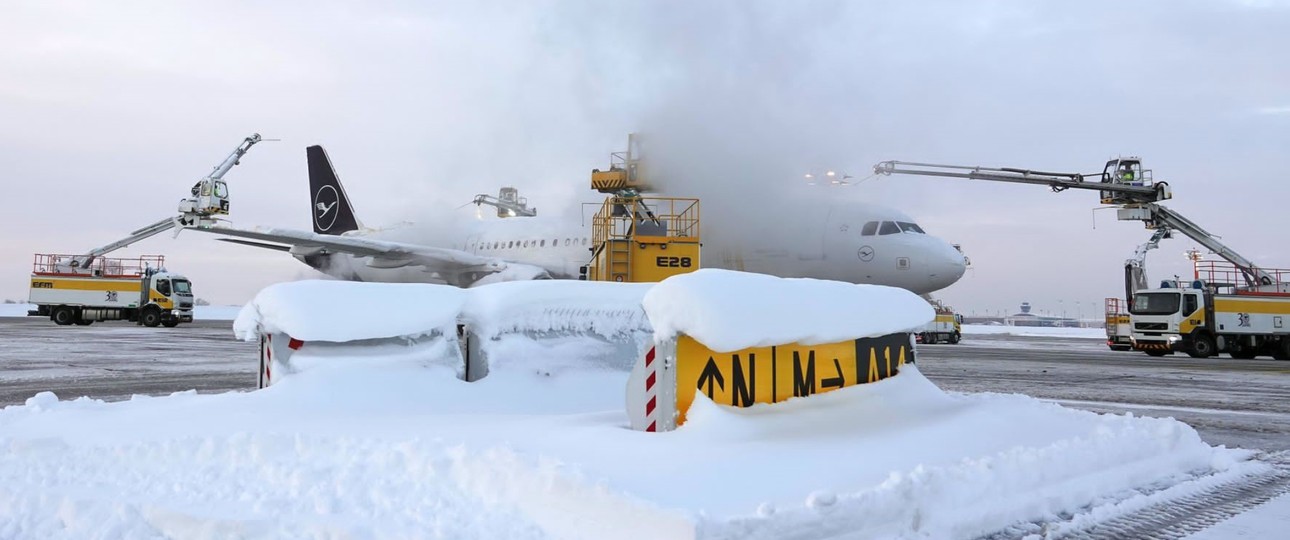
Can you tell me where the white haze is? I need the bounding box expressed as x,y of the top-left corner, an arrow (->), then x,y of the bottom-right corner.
1,0 -> 1288,317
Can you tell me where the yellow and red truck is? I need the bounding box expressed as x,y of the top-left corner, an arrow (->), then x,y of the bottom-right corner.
1131,262 -> 1290,359
917,300 -> 962,344
27,254 -> 195,327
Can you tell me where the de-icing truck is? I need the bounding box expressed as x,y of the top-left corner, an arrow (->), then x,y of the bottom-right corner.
21,134 -> 263,328
916,300 -> 962,344
28,254 -> 194,327
1130,261 -> 1290,359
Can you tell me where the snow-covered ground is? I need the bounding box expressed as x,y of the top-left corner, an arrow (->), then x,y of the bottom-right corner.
0,303 -> 242,320
1,277 -> 1284,538
0,363 -> 1263,539
1186,493 -> 1290,539
961,323 -> 1106,340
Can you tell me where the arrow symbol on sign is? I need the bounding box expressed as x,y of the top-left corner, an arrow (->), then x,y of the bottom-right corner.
821,358 -> 845,390
697,357 -> 725,398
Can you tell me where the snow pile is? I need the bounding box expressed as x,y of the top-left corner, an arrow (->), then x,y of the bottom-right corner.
233,280 -> 465,342
278,335 -> 465,380
458,281 -> 654,377
460,280 -> 653,338
962,324 -> 1107,340
643,269 -> 933,351
192,305 -> 242,320
0,363 -> 1258,539
0,303 -> 33,318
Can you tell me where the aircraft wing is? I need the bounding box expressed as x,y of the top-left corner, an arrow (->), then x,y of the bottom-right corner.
186,225 -> 514,277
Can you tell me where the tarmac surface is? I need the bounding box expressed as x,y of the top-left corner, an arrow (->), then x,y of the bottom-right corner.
1,317 -> 1288,451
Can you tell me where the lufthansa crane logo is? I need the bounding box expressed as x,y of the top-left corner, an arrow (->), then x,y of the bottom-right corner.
314,185 -> 339,232
857,245 -> 875,262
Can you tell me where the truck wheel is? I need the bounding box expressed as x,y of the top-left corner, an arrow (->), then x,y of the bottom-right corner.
948,332 -> 961,344
1229,348 -> 1257,360
1275,339 -> 1290,361
1188,334 -> 1216,359
162,320 -> 179,328
52,307 -> 75,326
141,308 -> 162,328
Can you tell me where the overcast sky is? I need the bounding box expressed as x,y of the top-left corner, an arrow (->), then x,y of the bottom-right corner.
2,0 -> 1287,318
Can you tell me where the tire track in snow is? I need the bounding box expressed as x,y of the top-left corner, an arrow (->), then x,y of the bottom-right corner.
977,451 -> 1290,540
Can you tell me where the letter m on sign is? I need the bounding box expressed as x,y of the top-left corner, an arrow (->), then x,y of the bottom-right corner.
793,350 -> 816,397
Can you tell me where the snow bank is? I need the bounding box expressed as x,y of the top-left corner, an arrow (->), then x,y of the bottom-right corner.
962,324 -> 1107,340
0,303 -> 33,318
457,281 -> 653,378
643,269 -> 933,352
0,362 -> 1256,539
193,305 -> 241,320
233,280 -> 465,342
475,333 -> 647,376
460,280 -> 653,338
277,335 -> 465,381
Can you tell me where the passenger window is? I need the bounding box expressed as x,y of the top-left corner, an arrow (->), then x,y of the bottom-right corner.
897,222 -> 925,234
861,221 -> 878,236
1183,294 -> 1198,315
508,241 -> 514,248
878,221 -> 900,235
540,239 -> 546,247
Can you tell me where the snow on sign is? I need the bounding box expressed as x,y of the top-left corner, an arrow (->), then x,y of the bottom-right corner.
633,270 -> 932,431
627,332 -> 914,431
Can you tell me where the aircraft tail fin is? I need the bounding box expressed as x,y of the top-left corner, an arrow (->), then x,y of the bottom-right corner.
307,145 -> 361,235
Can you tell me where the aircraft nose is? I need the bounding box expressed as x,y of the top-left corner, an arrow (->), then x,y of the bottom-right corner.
926,239 -> 967,292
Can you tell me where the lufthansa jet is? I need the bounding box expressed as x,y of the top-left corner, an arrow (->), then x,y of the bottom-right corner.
191,146 -> 968,294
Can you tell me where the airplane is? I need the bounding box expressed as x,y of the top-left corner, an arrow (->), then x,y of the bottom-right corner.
190,146 -> 968,294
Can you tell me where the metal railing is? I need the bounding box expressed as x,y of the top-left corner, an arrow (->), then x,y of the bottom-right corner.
590,196 -> 701,250
1194,261 -> 1290,294
32,253 -> 164,278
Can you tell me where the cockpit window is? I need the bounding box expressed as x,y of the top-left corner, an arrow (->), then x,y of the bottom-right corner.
878,221 -> 900,235
861,221 -> 878,236
897,222 -> 925,234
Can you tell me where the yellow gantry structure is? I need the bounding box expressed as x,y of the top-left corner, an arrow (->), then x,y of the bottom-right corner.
587,196 -> 701,283
586,134 -> 702,283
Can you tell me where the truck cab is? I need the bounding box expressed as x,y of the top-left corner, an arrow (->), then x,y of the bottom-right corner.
1129,284 -> 1203,356
147,271 -> 196,327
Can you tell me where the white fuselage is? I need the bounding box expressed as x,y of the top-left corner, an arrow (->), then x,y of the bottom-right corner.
300,199 -> 968,295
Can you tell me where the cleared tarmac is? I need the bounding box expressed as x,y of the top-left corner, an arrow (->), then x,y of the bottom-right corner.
1,317 -> 1287,450
0,318 -> 255,406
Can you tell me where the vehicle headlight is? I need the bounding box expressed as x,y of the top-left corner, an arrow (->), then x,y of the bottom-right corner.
1167,335 -> 1181,343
